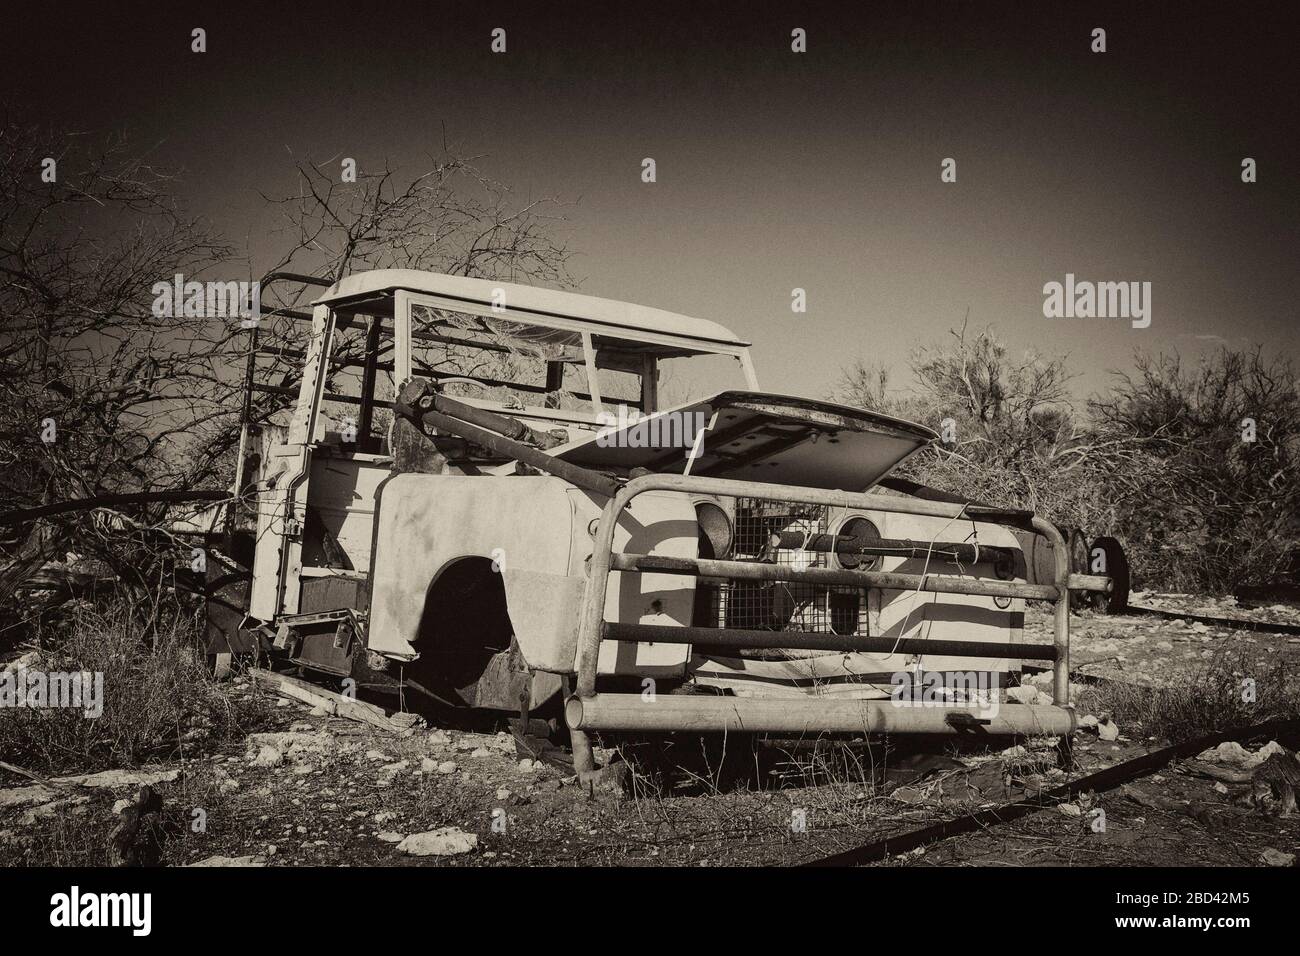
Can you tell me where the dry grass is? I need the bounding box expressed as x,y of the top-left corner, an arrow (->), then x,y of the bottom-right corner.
0,601 -> 267,774
1086,648 -> 1300,744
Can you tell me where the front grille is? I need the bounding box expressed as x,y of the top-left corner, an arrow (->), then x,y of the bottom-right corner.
692,498 -> 868,639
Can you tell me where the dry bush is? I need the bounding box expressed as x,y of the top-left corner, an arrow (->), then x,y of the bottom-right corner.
838,331 -> 1299,593
837,326 -> 1109,530
1089,348 -> 1300,591
0,597 -> 263,774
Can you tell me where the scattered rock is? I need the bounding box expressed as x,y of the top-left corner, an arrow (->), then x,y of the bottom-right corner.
1005,685 -> 1040,705
249,731 -> 336,760
420,758 -> 439,773
1,651 -> 41,673
188,855 -> 268,867
437,761 -> 458,775
377,831 -> 406,843
1097,717 -> 1120,742
1260,848 -> 1295,867
1197,741 -> 1255,768
250,746 -> 284,768
1056,802 -> 1083,817
19,796 -> 91,825
397,827 -> 478,857
57,768 -> 180,790
0,785 -> 59,809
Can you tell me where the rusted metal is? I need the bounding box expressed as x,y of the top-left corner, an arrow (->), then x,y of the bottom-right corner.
768,529 -> 1016,566
391,381 -> 620,499
419,387 -> 566,451
228,269 -> 1110,771
875,476 -> 1040,533
609,552 -> 1109,601
601,621 -> 1058,660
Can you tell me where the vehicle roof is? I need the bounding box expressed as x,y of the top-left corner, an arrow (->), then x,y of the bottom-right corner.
314,269 -> 750,349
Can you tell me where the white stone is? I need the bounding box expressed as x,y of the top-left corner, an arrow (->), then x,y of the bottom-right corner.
250,746 -> 283,768
397,827 -> 478,857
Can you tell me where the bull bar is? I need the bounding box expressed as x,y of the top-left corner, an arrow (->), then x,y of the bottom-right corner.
566,473 -> 1112,773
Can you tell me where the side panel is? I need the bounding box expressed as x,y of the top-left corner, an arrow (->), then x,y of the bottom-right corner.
303,451 -> 390,573
367,475 -> 577,663
367,475 -> 697,678
870,511 -> 1024,676
568,489 -> 697,678
248,304 -> 334,620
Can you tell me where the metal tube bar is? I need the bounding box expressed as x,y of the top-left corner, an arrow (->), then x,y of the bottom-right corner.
392,385 -> 620,499
1046,521 -> 1072,708
569,472 -> 1083,757
602,621 -> 1057,660
769,529 -> 1016,566
566,695 -> 1077,736
610,552 -> 1109,599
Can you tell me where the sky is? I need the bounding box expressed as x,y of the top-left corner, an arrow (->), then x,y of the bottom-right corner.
5,0 -> 1298,406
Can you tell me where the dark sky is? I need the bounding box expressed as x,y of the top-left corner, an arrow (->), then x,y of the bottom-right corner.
5,0 -> 1298,402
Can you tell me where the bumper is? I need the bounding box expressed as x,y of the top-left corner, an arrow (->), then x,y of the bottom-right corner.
567,473 -> 1109,768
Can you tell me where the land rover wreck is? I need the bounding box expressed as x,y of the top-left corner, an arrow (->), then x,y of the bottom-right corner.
208,269 -> 1111,771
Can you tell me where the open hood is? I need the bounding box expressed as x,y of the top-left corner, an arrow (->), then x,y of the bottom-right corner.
555,391 -> 936,491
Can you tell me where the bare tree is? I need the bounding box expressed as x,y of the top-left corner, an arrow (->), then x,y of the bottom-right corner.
836,323 -> 1095,520
244,148 -> 577,427
0,119 -> 580,641
0,114 -> 235,618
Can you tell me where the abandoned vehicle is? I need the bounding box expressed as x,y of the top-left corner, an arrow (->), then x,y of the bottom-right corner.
206,270 -> 1112,771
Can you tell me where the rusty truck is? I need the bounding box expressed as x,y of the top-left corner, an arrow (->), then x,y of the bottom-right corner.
207,270 -> 1111,772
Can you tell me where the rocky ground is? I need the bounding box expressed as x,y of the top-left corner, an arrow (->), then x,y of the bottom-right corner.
2,593 -> 1298,868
